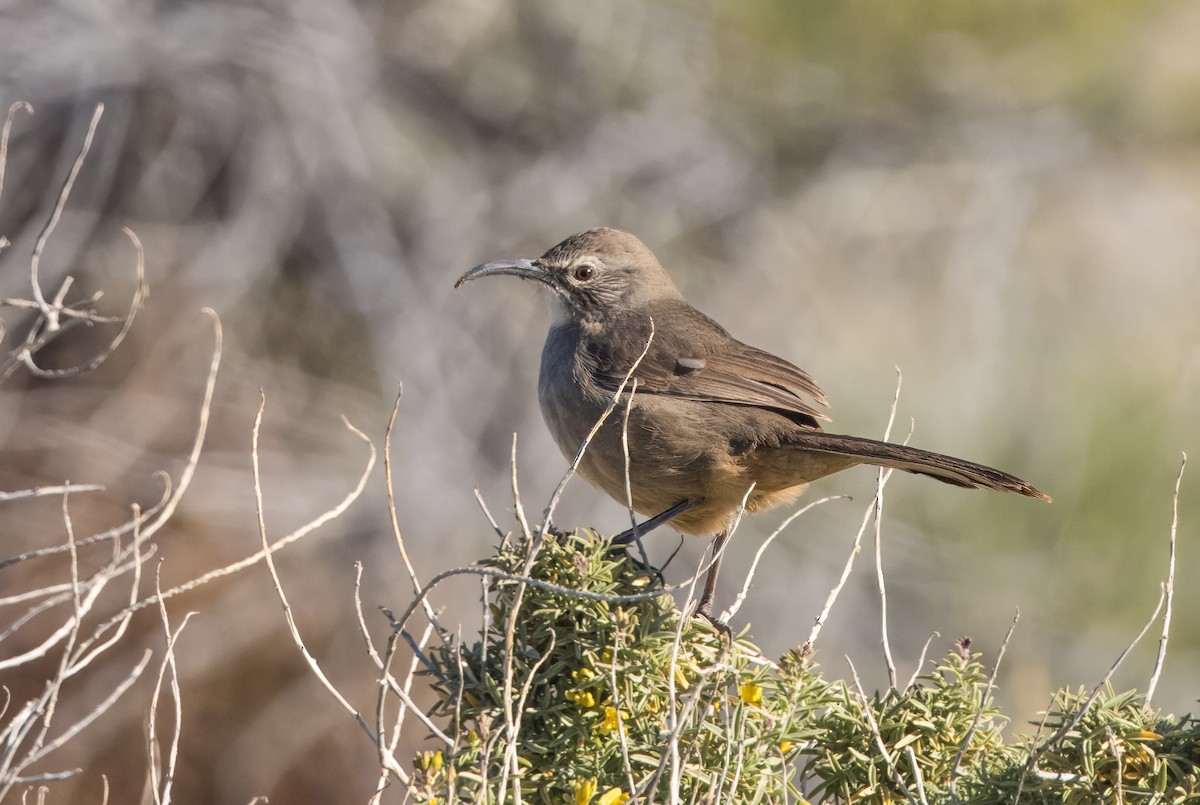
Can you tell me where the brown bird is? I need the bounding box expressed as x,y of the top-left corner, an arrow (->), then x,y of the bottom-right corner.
456,228 -> 1048,615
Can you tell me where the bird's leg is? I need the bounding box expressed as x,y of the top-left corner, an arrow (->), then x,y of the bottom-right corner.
610,498 -> 702,546
694,530 -> 727,619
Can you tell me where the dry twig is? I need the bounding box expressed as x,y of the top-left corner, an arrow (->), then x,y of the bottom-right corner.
949,609 -> 1018,795
1146,452 -> 1185,703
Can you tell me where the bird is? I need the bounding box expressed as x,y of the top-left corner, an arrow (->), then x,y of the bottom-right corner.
455,227 -> 1049,616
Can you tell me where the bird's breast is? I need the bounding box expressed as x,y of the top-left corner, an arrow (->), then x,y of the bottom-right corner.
537,325 -> 606,461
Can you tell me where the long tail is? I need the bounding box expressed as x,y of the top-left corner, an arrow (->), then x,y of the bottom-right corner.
788,431 -> 1051,502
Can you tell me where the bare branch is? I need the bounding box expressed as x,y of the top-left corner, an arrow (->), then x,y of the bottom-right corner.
147,567 -> 192,805
723,495 -> 842,622
509,433 -> 532,543
949,610 -> 1018,794
384,384 -> 419,589
538,317 -> 655,540
29,105 -> 105,315
472,488 -> 505,541
904,631 -> 941,692
0,485 -> 104,504
0,477 -> 168,573
251,392 -> 414,783
620,378 -> 650,565
22,227 -> 148,378
12,647 -> 151,772
874,367 -> 907,690
802,375 -> 908,658
802,478 -> 890,656
847,657 -> 921,805
1030,587 -> 1165,764
0,102 -> 34,206
384,384 -> 448,642
1146,451 -> 1185,703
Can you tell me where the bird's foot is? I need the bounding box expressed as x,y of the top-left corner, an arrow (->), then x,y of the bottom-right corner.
691,598 -> 732,643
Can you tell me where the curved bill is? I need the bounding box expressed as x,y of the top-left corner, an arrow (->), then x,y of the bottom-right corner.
454,258 -> 546,288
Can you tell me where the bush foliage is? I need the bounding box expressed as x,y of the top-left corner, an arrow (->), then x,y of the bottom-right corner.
413,532 -> 1200,804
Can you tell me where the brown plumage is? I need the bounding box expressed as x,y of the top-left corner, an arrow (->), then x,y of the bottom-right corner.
457,228 -> 1048,609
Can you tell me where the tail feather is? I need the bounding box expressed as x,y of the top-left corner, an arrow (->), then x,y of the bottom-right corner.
788,431 -> 1051,502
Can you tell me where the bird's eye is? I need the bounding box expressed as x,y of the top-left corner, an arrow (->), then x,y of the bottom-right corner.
573,264 -> 595,282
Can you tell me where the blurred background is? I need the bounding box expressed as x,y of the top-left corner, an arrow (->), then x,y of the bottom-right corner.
2,0 -> 1198,801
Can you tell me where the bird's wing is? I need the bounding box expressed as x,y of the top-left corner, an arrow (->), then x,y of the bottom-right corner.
591,305 -> 830,427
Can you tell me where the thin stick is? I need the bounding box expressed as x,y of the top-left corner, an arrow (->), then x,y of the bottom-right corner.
708,482 -> 756,622
0,495 -> 111,671
384,384 -> 447,642
803,475 -> 893,656
645,548 -> 710,801
147,567 -> 193,805
620,378 -> 650,565
904,632 -> 941,692
642,636 -> 734,802
1030,587 -> 1165,762
903,746 -> 930,805
0,101 -> 34,203
8,769 -> 82,785
21,651 -> 151,766
1014,692 -> 1059,800
509,432 -> 534,543
29,104 -> 104,314
22,226 -> 148,378
375,622 -> 454,751
1147,452 -> 1185,703
498,631 -> 555,805
98,451 -> 368,623
390,563 -> 702,639
251,392 -> 416,782
844,660 -> 916,804
875,367 -> 905,690
85,309 -> 222,632
494,324 -> 658,801
1106,725 -> 1126,805
472,489 -> 505,541
0,480 -> 167,573
949,610 -> 1018,794
846,657 -> 920,805
68,508 -> 148,673
538,319 -> 655,539
723,496 -> 842,622
384,384 -> 420,587
606,629 -> 637,797
0,484 -> 104,503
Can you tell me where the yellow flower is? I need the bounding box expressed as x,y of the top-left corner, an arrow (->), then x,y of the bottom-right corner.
566,689 -> 596,708
597,788 -> 629,805
739,683 -> 763,705
780,740 -> 795,753
597,706 -> 625,734
574,777 -> 598,805
417,750 -> 443,772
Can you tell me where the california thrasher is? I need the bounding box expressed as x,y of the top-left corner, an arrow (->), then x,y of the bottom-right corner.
456,227 -> 1048,615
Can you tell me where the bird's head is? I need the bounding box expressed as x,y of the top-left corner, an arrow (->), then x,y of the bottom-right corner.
455,228 -> 683,325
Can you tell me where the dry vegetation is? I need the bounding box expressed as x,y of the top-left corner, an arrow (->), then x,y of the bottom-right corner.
0,112 -> 1191,797
2,1 -> 1199,802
